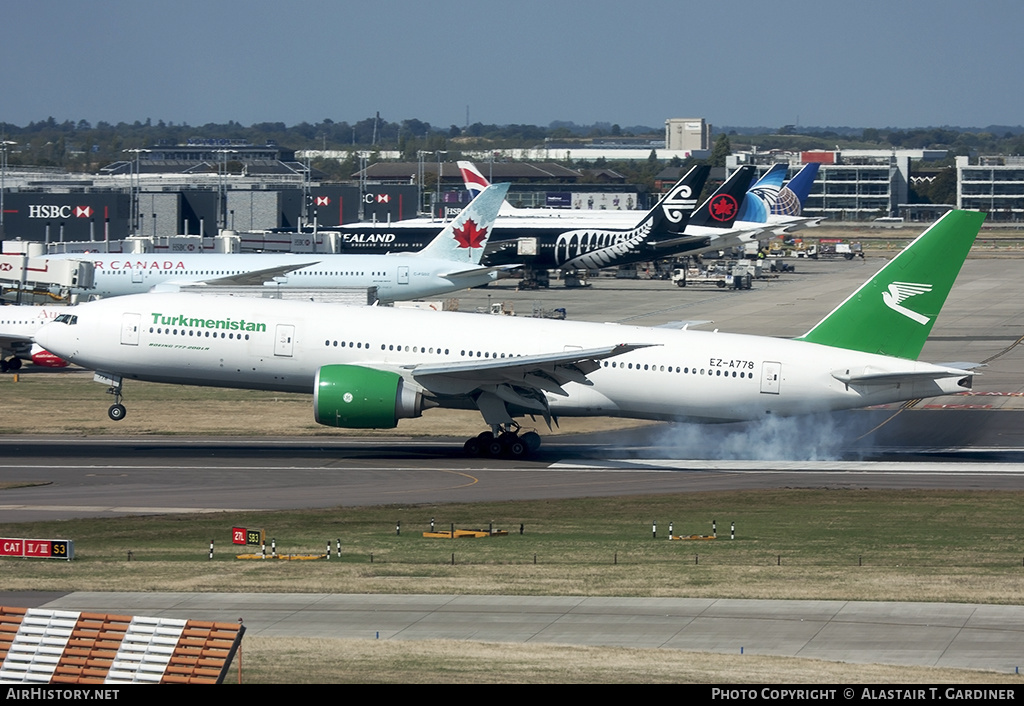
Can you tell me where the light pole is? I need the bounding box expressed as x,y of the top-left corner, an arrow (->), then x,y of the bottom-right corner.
122,148 -> 149,236
214,149 -> 237,233
435,150 -> 448,215
0,140 -> 15,237
417,150 -> 432,216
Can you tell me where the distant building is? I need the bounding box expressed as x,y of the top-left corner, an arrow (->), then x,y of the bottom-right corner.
100,139 -> 310,178
957,155 -> 1024,222
665,118 -> 712,152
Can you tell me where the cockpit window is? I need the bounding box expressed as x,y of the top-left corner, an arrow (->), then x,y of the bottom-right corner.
54,314 -> 78,325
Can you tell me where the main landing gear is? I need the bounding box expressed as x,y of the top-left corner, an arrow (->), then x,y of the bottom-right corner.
0,356 -> 22,373
463,422 -> 542,458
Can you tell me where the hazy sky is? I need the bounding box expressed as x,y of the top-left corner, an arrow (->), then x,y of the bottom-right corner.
3,0 -> 1021,130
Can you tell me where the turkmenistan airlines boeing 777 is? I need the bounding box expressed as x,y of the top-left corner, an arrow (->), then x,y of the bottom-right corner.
35,210 -> 985,454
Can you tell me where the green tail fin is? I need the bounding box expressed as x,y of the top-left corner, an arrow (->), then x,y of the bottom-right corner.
796,210 -> 985,359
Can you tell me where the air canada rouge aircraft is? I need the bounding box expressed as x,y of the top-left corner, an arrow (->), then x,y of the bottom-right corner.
49,183 -> 511,303
35,210 -> 985,454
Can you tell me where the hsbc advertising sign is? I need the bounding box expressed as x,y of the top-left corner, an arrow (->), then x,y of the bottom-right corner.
27,204 -> 96,219
298,186 -> 416,227
359,185 -> 417,224
3,193 -> 130,242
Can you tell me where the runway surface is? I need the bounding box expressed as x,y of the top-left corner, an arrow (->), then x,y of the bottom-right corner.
1,408 -> 1024,522
11,592 -> 1021,674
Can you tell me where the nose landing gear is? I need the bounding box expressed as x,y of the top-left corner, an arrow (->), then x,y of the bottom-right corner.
103,375 -> 126,421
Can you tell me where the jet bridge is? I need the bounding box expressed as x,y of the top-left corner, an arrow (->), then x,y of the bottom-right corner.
0,253 -> 94,303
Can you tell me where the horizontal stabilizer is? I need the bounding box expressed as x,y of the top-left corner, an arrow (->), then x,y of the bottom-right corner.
831,367 -> 974,386
657,320 -> 713,330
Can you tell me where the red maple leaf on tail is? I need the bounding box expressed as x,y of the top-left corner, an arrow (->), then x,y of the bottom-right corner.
710,195 -> 737,221
453,219 -> 488,249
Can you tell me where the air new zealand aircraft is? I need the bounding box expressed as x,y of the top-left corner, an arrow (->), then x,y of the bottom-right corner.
304,165 -> 754,271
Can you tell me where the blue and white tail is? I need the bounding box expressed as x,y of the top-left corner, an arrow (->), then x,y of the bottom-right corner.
772,162 -> 820,216
416,182 -> 509,263
736,163 -> 788,223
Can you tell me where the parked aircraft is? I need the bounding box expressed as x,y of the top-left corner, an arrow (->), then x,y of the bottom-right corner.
0,305 -> 68,371
317,166 -> 712,271
36,211 -> 985,456
457,160 -> 776,262
50,183 -> 511,303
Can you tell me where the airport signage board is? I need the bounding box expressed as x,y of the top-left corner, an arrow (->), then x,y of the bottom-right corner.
232,527 -> 263,545
0,537 -> 74,560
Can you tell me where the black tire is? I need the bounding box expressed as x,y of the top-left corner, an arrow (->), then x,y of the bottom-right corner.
521,431 -> 542,452
717,280 -> 725,288
463,437 -> 482,455
0,360 -> 7,374
486,438 -> 504,457
507,438 -> 527,457
108,404 -> 127,421
9,357 -> 22,371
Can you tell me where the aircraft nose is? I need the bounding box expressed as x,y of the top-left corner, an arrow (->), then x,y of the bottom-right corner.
34,323 -> 54,349
34,322 -> 69,358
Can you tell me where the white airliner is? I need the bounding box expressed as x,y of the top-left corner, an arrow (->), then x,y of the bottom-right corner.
51,183 -> 510,302
36,210 -> 984,452
0,305 -> 69,371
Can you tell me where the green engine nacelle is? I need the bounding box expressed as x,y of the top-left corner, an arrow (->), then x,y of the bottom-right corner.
314,364 -> 426,429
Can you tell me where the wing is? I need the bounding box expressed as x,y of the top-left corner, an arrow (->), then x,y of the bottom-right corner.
0,331 -> 34,357
158,261 -> 322,290
405,342 -> 657,425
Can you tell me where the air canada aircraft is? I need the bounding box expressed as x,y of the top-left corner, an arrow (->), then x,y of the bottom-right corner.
36,210 -> 986,454
50,183 -> 510,303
